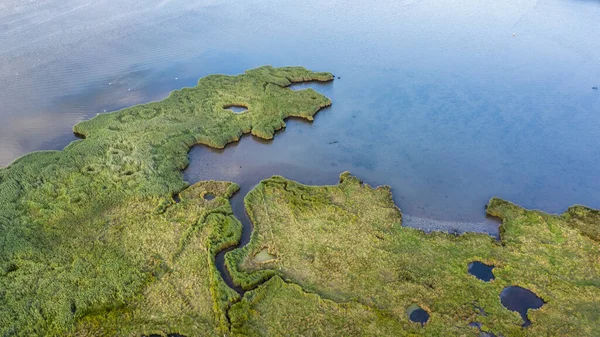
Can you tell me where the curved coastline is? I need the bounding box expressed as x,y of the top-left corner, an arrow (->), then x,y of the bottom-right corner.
0,65 -> 598,336
225,172 -> 600,336
0,66 -> 334,335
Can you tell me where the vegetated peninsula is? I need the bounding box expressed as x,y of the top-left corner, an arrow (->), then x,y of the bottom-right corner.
0,66 -> 597,337
0,66 -> 333,336
226,173 -> 600,336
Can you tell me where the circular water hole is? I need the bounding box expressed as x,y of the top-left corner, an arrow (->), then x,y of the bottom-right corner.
406,304 -> 430,326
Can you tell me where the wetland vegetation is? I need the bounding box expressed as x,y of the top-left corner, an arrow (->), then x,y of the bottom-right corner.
226,173 -> 600,336
0,66 -> 598,336
0,66 -> 333,336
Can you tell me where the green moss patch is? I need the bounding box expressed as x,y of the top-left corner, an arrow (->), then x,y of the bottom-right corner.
72,181 -> 241,336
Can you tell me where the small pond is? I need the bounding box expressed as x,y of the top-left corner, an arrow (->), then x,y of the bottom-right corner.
406,304 -> 430,325
224,105 -> 248,113
254,248 -> 277,263
468,261 -> 495,282
500,286 -> 544,327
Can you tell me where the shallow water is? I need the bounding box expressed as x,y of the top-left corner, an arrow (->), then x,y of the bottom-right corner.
2,0 -> 600,230
225,105 -> 248,113
254,249 -> 276,263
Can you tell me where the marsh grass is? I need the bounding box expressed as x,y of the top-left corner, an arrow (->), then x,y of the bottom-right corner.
2,64 -> 597,336
227,172 -> 600,336
72,181 -> 241,336
0,66 -> 333,336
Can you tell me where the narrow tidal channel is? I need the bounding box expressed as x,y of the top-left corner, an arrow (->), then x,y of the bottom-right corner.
215,186 -> 252,294
183,141 -> 501,296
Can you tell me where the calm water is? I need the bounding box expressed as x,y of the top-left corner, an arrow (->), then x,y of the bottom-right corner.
468,261 -> 495,282
500,286 -> 545,327
406,304 -> 430,326
1,0 -> 599,232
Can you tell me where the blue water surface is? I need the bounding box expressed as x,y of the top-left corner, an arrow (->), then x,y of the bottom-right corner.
1,0 -> 599,233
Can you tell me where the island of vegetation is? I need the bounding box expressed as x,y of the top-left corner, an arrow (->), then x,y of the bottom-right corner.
0,66 -> 333,336
0,66 -> 598,337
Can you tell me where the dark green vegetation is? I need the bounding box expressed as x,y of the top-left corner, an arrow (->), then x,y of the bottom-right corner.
0,66 -> 333,336
227,173 -> 600,336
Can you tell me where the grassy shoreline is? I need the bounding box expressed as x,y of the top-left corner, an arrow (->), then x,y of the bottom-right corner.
227,172 -> 600,336
0,66 -> 334,336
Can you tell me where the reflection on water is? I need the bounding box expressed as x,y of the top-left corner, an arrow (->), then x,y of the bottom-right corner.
224,105 -> 248,113
1,0 -> 600,229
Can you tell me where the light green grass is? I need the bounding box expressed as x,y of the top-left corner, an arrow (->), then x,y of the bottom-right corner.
0,66 -> 333,336
229,276 -> 409,337
72,181 -> 241,336
227,172 -> 600,336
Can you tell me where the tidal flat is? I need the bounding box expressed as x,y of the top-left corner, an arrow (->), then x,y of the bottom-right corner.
0,66 -> 598,336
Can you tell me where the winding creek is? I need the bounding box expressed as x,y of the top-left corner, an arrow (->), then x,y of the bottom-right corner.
182,84 -> 504,294
214,186 -> 251,294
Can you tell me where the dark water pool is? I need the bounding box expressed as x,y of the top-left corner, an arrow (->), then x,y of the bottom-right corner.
407,304 -> 430,325
2,0 -> 600,232
468,261 -> 495,282
500,286 -> 544,327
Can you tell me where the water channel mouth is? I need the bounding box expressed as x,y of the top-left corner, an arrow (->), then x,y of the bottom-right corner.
184,148 -> 502,297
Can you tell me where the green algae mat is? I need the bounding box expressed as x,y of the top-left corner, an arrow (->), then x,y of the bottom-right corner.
1,66 -> 599,336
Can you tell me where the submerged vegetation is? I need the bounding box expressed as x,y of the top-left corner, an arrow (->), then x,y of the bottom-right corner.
0,66 -> 333,336
1,65 -> 598,336
227,173 -> 600,336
